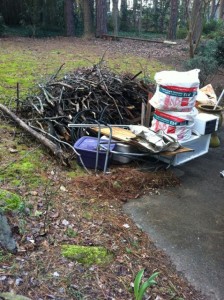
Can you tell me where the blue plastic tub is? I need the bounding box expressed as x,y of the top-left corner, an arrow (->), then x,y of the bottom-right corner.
74,136 -> 115,170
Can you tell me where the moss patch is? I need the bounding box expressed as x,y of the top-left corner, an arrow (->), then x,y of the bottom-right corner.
0,189 -> 22,212
61,245 -> 113,266
0,142 -> 48,188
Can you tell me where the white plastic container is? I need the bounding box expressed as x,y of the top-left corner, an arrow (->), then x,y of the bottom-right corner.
156,134 -> 211,166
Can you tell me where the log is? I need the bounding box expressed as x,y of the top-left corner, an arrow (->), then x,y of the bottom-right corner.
102,34 -> 177,44
0,104 -> 66,163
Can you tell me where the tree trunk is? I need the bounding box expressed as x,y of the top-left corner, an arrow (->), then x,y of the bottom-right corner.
133,0 -> 138,33
112,0 -> 119,36
64,0 -> 75,36
210,0 -> 216,19
96,0 -> 108,37
219,0 -> 224,19
191,0 -> 203,43
186,0 -> 204,58
158,0 -> 170,33
138,0 -> 142,36
82,0 -> 94,37
120,0 -> 128,31
153,0 -> 159,31
167,0 -> 179,40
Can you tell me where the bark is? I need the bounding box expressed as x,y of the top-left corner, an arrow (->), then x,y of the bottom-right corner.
153,0 -> 159,31
82,0 -> 94,37
138,0 -> 142,36
64,0 -> 75,36
96,0 -> 108,37
133,0 -> 138,32
186,0 -> 204,58
191,0 -> 203,43
158,0 -> 170,33
219,0 -> 224,19
0,104 -> 66,163
167,0 -> 179,40
120,0 -> 128,30
112,0 -> 119,36
210,0 -> 216,19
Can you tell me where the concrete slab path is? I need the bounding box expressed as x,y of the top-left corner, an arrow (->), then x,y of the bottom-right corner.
124,132 -> 224,300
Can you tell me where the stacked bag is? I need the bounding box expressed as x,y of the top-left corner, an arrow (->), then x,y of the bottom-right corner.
150,69 -> 200,142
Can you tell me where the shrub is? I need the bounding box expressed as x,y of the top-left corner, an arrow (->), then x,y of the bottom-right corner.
203,20 -> 224,39
184,37 -> 224,86
203,20 -> 219,35
185,56 -> 218,86
195,39 -> 218,57
215,37 -> 224,67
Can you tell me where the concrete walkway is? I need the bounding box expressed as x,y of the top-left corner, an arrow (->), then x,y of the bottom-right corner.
124,132 -> 224,300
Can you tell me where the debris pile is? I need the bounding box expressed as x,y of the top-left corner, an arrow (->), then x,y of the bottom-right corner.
70,167 -> 180,202
19,65 -> 154,147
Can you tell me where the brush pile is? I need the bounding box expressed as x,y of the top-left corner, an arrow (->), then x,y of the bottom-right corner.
19,64 -> 155,148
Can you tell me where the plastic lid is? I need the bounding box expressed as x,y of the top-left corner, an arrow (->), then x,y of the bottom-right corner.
74,136 -> 115,152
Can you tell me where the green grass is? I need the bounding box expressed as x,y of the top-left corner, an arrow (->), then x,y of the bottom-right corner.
0,38 -> 170,104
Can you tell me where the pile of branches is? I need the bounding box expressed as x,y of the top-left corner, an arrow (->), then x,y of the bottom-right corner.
19,64 -> 154,147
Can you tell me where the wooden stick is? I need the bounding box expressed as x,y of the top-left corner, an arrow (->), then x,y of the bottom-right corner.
102,34 -> 163,43
144,92 -> 153,127
0,104 -> 66,164
141,102 -> 146,126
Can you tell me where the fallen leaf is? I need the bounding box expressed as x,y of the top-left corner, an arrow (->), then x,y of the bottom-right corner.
30,191 -> 38,196
8,147 -> 18,153
123,224 -> 130,229
62,219 -> 69,226
60,185 -> 67,192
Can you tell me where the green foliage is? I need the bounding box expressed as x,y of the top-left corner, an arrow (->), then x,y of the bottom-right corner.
61,245 -> 113,265
185,55 -> 218,86
65,228 -> 78,238
203,20 -> 224,39
203,20 -> 220,35
215,37 -> 224,67
0,189 -> 22,212
0,14 -> 5,36
185,39 -> 219,86
176,27 -> 188,39
134,269 -> 159,300
0,250 -> 12,263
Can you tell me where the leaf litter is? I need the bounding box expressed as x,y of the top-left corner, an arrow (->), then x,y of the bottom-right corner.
0,156 -> 207,299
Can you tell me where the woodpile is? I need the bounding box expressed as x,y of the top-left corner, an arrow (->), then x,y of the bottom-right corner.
19,65 -> 154,144
1,64 -> 155,164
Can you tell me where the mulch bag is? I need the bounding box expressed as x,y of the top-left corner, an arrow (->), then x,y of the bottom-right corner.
150,69 -> 200,112
151,108 -> 198,142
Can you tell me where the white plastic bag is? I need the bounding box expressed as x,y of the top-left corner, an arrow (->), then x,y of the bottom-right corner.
150,69 -> 200,111
150,109 -> 198,141
154,69 -> 200,87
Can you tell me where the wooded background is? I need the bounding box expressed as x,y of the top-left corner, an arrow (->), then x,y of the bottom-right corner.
0,0 -> 223,41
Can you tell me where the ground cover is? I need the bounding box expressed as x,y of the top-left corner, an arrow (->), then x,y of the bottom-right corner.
0,36 -> 207,300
